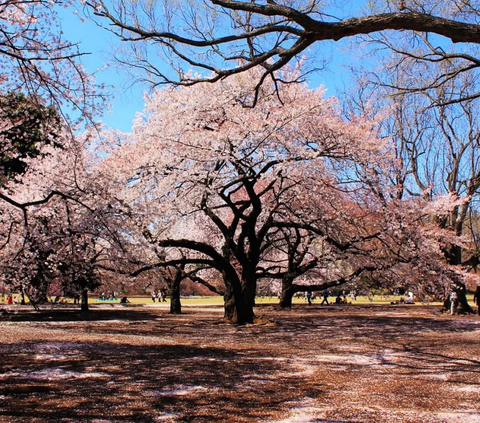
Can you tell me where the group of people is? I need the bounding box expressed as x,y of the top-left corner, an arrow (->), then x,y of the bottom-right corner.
441,285 -> 480,315
98,292 -> 118,301
305,290 -> 352,306
151,289 -> 167,303
1,294 -> 13,304
50,296 -> 68,304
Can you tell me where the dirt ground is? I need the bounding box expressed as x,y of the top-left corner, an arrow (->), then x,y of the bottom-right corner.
0,302 -> 479,423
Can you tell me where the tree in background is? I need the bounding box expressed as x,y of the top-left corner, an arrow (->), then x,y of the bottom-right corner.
345,55 -> 480,312
0,128 -> 129,311
0,206 -> 102,310
0,1 -> 107,260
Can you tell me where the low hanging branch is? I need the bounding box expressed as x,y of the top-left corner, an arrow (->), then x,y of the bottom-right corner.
287,265 -> 379,294
0,190 -> 95,226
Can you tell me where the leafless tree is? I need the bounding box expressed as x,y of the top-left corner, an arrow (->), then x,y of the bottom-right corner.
0,0 -> 106,123
88,0 -> 480,102
345,57 -> 480,311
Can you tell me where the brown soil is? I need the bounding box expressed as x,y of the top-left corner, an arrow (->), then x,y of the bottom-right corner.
0,303 -> 479,423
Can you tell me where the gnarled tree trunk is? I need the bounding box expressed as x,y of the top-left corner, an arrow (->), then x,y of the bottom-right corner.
279,278 -> 296,309
223,271 -> 251,324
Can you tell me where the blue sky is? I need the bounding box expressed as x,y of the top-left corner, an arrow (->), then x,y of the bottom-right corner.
59,6 -> 356,133
59,8 -> 146,132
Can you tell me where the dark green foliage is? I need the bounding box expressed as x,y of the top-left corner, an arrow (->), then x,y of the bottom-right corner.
0,92 -> 62,181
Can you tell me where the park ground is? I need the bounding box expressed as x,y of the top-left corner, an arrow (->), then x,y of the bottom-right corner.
0,300 -> 479,423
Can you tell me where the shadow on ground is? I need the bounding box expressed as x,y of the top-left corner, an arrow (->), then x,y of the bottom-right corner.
0,304 -> 479,422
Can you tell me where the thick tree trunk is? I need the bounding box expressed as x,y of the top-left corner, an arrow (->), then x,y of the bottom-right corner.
81,288 -> 89,313
279,276 -> 297,308
279,286 -> 295,309
231,265 -> 257,323
223,293 -> 238,322
223,274 -> 251,324
169,289 -> 181,314
445,245 -> 474,313
454,284 -> 474,314
279,292 -> 293,308
169,272 -> 182,315
242,276 -> 257,322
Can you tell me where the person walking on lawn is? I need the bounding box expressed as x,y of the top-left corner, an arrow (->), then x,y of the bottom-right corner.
321,290 -> 329,305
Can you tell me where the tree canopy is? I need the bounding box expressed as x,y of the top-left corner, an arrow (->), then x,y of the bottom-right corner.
94,68 -> 461,323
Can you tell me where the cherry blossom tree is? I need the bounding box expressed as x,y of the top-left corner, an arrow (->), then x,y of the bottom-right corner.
257,160 -> 465,308
0,127 -> 131,311
0,0 -> 105,123
129,235 -> 225,314
96,67 -> 461,323
0,0 -> 107,240
0,201 -> 103,308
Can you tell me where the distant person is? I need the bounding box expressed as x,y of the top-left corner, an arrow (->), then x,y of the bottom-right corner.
161,289 -> 167,302
449,291 -> 458,315
7,295 -> 13,305
321,290 -> 329,305
120,296 -> 130,304
151,291 -> 156,302
306,290 -> 312,306
473,286 -> 480,316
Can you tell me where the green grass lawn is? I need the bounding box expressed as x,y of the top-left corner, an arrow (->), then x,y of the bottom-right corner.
3,293 -> 473,307
93,294 -> 452,306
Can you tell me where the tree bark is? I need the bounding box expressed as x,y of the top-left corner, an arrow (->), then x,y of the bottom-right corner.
20,286 -> 26,305
81,288 -> 89,313
445,245 -> 474,314
169,271 -> 182,315
279,279 -> 296,308
223,271 -> 250,324
241,266 -> 257,322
